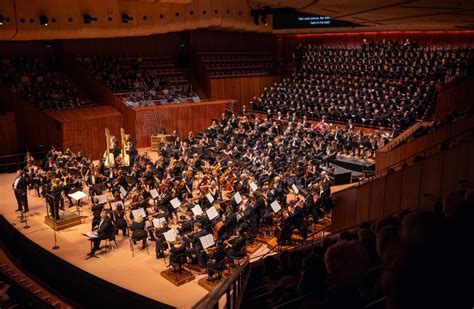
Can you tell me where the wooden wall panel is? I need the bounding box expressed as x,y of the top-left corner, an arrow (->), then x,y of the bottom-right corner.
0,86 -> 61,154
383,171 -> 403,216
331,187 -> 357,232
440,142 -> 469,197
419,153 -> 443,211
368,177 -> 385,220
0,112 -> 19,156
209,75 -> 280,110
355,184 -> 370,225
48,106 -> 123,159
133,99 -> 236,147
400,162 -> 422,211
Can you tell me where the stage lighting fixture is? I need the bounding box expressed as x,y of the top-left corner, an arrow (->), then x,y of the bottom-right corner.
83,14 -> 98,24
39,15 -> 49,26
122,13 -> 134,23
261,14 -> 268,26
0,14 -> 4,26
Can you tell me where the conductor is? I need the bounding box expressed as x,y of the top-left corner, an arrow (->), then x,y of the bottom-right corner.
12,170 -> 29,213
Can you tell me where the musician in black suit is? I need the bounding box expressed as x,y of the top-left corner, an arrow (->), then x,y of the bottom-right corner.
88,211 -> 115,256
12,170 -> 29,213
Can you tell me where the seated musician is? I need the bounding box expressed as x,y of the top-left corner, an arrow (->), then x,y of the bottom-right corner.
153,222 -> 170,259
219,207 -> 238,241
88,210 -> 115,256
278,201 -> 308,245
185,222 -> 208,267
169,237 -> 187,272
226,230 -> 248,265
91,196 -> 104,230
206,241 -> 227,282
130,216 -> 147,249
111,203 -> 127,236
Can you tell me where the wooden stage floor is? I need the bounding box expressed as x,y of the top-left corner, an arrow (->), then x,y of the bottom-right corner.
0,171 -> 273,308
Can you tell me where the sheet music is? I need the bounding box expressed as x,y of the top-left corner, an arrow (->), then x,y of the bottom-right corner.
110,200 -> 123,211
131,208 -> 146,219
250,181 -> 258,192
234,192 -> 242,204
163,229 -> 177,242
97,194 -> 107,204
152,217 -> 166,228
206,206 -> 219,220
83,231 -> 98,238
292,184 -> 299,194
270,201 -> 281,213
170,198 -> 181,209
191,204 -> 203,216
119,186 -> 127,198
68,191 -> 87,201
150,188 -> 159,199
199,234 -> 215,249
206,193 -> 214,204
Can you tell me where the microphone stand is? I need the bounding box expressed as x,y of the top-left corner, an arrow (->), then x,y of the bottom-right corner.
15,189 -> 30,229
46,192 -> 60,250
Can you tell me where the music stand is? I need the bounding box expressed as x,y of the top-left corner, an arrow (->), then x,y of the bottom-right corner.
14,189 -> 30,229
83,232 -> 100,259
68,191 -> 88,219
45,192 -> 59,250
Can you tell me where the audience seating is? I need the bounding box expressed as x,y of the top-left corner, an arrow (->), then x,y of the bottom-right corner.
78,55 -> 199,107
0,56 -> 96,112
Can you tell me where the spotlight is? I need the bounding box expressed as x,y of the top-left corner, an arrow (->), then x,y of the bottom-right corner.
83,14 -> 98,24
122,13 -> 134,23
261,14 -> 268,26
0,14 -> 4,26
39,14 -> 49,26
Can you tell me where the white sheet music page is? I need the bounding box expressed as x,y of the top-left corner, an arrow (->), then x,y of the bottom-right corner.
191,204 -> 203,216
199,234 -> 215,249
206,206 -> 219,220
270,200 -> 281,213
170,198 -> 181,209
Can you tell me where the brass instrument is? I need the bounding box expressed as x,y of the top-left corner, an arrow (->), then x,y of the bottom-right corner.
103,128 -> 115,168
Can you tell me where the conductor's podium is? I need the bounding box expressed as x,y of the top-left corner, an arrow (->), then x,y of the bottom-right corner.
44,210 -> 82,231
151,134 -> 172,151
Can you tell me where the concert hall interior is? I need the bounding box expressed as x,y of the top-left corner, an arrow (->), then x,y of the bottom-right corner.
0,0 -> 474,308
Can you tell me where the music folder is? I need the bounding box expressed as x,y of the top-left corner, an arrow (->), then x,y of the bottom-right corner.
234,192 -> 242,204
152,217 -> 166,228
83,231 -> 98,239
163,229 -> 177,242
150,188 -> 159,200
291,184 -> 299,195
270,201 -> 281,213
206,193 -> 214,204
206,206 -> 219,220
68,191 -> 87,201
191,204 -> 203,216
250,181 -> 258,192
110,200 -> 124,211
131,208 -> 146,219
199,234 -> 215,249
97,194 -> 107,204
170,198 -> 181,209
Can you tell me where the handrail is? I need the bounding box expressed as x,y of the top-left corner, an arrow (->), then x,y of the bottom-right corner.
193,260 -> 251,309
377,121 -> 431,152
335,115 -> 474,195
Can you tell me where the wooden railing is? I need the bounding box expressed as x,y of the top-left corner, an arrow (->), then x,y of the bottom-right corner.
331,116 -> 474,232
192,260 -> 251,309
